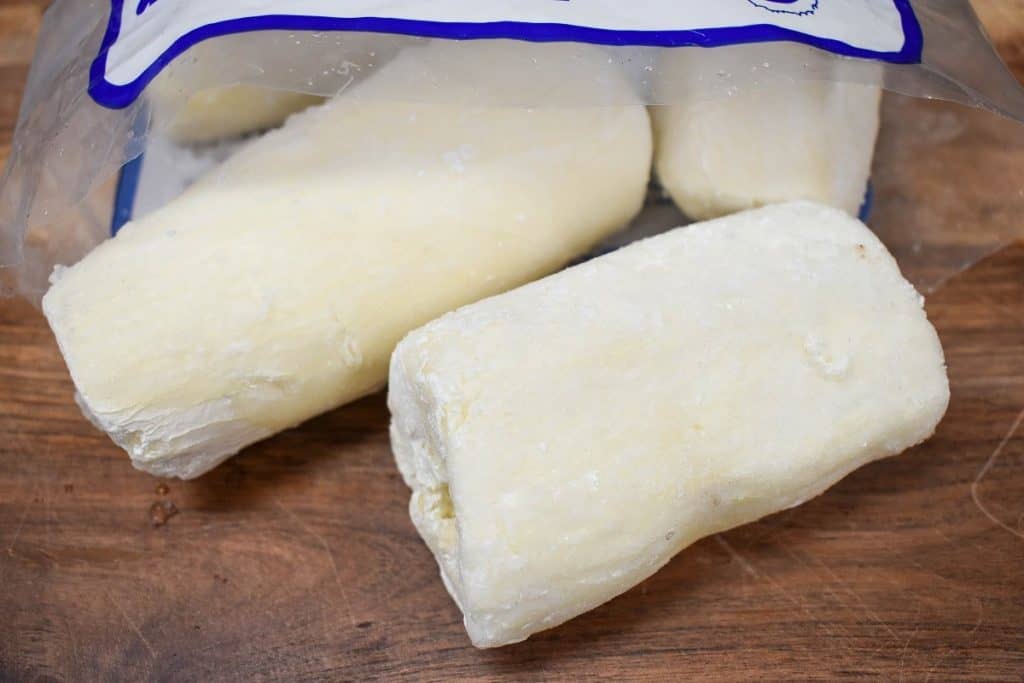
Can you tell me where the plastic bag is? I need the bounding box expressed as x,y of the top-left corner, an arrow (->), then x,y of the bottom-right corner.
1,0 -> 1023,301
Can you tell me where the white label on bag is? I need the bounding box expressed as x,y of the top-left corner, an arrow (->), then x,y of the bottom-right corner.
91,0 -> 921,108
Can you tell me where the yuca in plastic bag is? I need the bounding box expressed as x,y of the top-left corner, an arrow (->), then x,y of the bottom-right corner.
652,41 -> 883,221
3,0 -> 1024,650
42,40 -> 653,479
1,1 -> 1022,474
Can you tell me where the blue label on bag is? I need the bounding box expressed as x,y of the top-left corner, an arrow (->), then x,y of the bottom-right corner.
90,0 -> 921,109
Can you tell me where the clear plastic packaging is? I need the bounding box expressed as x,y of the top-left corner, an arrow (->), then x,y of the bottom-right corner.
1,0 -> 1023,301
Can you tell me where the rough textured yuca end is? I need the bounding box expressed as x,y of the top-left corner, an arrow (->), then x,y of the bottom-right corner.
388,201 -> 949,648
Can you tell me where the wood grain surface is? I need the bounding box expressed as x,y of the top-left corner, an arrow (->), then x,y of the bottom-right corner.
1,2 -> 1023,680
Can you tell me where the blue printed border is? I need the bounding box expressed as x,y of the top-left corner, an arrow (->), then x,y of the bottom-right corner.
89,0 -> 922,110
111,149 -> 143,235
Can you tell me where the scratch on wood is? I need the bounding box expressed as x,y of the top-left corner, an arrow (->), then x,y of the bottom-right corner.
1,417 -> 44,582
714,535 -> 859,652
5,494 -> 31,555
110,595 -> 156,660
1,482 -> 40,583
971,406 -> 1024,540
714,535 -> 759,577
906,557 -> 962,596
777,541 -> 857,617
776,539 -> 895,658
923,600 -> 985,682
716,532 -> 765,598
274,498 -> 357,628
931,527 -> 992,562
921,245 -> 1004,295
63,613 -> 80,677
790,540 -> 901,643
897,623 -> 922,683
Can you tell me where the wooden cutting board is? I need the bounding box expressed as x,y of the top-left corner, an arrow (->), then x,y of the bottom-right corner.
1,2 -> 1022,679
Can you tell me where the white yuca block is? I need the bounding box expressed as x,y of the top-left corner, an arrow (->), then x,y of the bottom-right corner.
652,43 -> 881,221
43,42 -> 652,479
389,201 -> 949,648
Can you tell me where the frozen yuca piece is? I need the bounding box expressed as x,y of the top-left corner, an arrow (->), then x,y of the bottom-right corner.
652,43 -> 881,220
42,42 -> 652,479
389,201 -> 949,648
146,32 -> 335,143
151,83 -> 324,144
